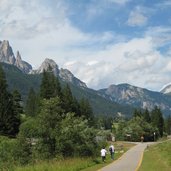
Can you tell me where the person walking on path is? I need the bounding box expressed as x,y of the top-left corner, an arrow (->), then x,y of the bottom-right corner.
101,147 -> 107,162
141,135 -> 144,143
109,144 -> 115,160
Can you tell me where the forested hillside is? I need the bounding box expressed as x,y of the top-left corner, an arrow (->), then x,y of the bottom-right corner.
1,62 -> 134,117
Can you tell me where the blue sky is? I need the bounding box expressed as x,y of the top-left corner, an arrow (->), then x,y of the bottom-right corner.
1,0 -> 171,91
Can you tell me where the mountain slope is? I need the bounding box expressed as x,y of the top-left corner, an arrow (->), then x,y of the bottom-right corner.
2,39 -> 171,117
31,58 -> 87,88
1,62 -> 134,117
98,83 -> 171,115
0,40 -> 86,88
160,84 -> 171,95
1,62 -> 41,100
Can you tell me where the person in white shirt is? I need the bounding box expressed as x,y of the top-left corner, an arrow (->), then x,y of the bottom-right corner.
101,147 -> 107,162
109,144 -> 115,160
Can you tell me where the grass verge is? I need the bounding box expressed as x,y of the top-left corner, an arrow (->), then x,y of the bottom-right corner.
14,141 -> 135,171
139,140 -> 171,171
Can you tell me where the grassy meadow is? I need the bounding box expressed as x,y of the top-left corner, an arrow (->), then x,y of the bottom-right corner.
14,141 -> 135,171
139,140 -> 171,171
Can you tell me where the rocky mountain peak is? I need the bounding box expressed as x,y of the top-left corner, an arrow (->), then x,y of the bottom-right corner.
0,40 -> 15,65
31,59 -> 87,88
0,40 -> 32,73
15,51 -> 32,73
160,84 -> 171,94
98,83 -> 171,114
16,51 -> 22,60
33,58 -> 59,76
59,68 -> 87,88
0,40 -> 87,88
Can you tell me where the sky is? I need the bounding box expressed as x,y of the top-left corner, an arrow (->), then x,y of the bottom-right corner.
1,0 -> 171,91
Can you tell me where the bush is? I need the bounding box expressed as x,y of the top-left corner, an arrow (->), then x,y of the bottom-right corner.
0,136 -> 20,170
57,113 -> 98,157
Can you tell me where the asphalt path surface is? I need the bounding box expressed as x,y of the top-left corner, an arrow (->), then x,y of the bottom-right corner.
99,142 -> 154,171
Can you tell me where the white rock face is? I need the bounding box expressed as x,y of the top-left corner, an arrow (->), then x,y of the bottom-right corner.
98,83 -> 171,113
15,51 -> 32,73
0,40 -> 87,88
32,58 -> 87,88
0,40 -> 32,73
33,58 -> 59,76
59,68 -> 87,88
0,40 -> 16,65
161,84 -> 171,94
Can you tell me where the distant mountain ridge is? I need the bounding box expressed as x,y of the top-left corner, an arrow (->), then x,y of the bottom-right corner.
0,40 -> 87,88
97,83 -> 171,115
160,84 -> 171,95
31,58 -> 87,88
1,62 -> 134,117
1,39 -> 171,116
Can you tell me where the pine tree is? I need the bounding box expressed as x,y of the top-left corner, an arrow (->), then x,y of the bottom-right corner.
40,69 -> 62,99
133,109 -> 142,118
143,108 -> 151,123
12,90 -> 23,114
12,90 -> 22,134
40,69 -> 53,99
165,115 -> 171,135
37,97 -> 64,158
79,98 -> 94,126
72,97 -> 81,116
0,65 -> 20,136
62,84 -> 74,113
25,88 -> 39,117
151,106 -> 164,137
52,75 -> 62,98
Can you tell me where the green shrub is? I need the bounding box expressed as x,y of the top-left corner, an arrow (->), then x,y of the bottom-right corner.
0,136 -> 19,170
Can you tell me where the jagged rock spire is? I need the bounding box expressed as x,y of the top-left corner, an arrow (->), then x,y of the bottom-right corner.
0,40 -> 16,64
0,40 -> 87,88
0,40 -> 32,73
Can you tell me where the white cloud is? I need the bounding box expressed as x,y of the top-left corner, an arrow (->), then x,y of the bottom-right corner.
62,36 -> 168,90
0,0 -> 171,91
155,0 -> 171,9
127,7 -> 148,26
63,61 -> 115,89
87,61 -> 99,66
145,26 -> 171,48
108,0 -> 130,5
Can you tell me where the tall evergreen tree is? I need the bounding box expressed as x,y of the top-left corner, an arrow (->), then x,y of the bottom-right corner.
40,68 -> 62,99
165,115 -> 171,135
143,108 -> 151,123
62,84 -> 74,113
133,109 -> 142,118
79,98 -> 94,126
0,65 -> 20,136
72,97 -> 81,116
12,90 -> 22,133
25,88 -> 39,117
52,75 -> 62,98
151,106 -> 164,137
12,90 -> 23,114
40,69 -> 53,99
37,97 -> 64,158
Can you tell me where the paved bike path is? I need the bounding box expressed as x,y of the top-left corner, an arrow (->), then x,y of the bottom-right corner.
99,142 -> 151,171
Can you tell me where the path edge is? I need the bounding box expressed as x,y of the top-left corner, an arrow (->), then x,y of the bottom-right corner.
135,149 -> 144,171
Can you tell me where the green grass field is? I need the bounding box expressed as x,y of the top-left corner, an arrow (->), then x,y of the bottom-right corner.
14,141 -> 135,171
139,140 -> 171,171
